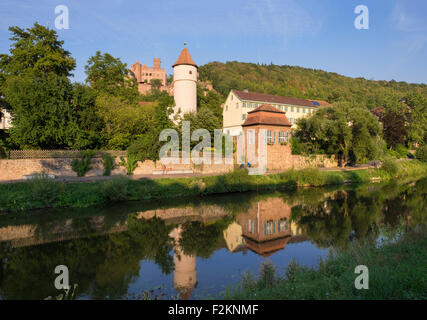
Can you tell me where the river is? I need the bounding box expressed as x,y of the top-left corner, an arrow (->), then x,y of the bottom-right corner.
0,178 -> 425,300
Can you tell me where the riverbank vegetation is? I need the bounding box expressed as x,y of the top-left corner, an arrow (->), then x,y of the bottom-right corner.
223,224 -> 427,300
0,160 -> 425,212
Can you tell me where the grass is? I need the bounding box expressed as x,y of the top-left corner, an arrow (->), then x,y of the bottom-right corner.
223,225 -> 427,300
0,160 -> 426,212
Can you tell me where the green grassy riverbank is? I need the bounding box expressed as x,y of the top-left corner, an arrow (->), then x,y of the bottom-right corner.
0,160 -> 426,213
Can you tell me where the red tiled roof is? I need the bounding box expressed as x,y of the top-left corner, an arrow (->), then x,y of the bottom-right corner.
172,48 -> 197,68
233,90 -> 329,108
242,104 -> 292,127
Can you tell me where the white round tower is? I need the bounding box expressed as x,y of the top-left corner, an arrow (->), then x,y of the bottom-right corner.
173,47 -> 198,116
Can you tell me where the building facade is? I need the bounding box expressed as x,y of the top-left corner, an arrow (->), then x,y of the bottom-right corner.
223,89 -> 330,136
129,58 -> 170,95
242,104 -> 293,171
172,47 -> 198,116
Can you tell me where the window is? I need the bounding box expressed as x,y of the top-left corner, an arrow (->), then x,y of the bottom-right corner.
279,131 -> 285,143
296,107 -> 300,113
291,107 -> 294,112
242,114 -> 246,120
247,130 -> 255,145
247,219 -> 255,234
243,103 -> 246,108
302,108 -> 306,113
267,130 -> 273,144
285,106 -> 288,111
226,105 -> 228,111
236,102 -> 239,108
286,131 -> 290,142
231,95 -> 233,100
264,220 -> 275,235
189,71 -> 192,74
278,218 -> 288,232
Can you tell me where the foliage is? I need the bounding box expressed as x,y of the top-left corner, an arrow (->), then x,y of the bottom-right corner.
119,155 -> 138,175
3,73 -> 80,149
24,173 -> 61,207
295,102 -> 384,164
95,94 -> 152,150
150,79 -> 162,90
198,61 -> 427,109
381,159 -> 399,176
416,145 -> 427,163
382,110 -> 407,148
100,176 -> 129,202
85,51 -> 139,101
102,153 -> 116,176
71,150 -> 95,177
0,23 -> 76,78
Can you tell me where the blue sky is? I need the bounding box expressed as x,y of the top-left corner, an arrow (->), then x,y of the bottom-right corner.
1,0 -> 426,84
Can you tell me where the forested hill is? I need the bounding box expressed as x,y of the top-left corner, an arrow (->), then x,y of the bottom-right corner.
198,61 -> 427,109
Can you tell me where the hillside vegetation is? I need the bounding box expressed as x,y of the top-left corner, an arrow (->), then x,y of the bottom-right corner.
199,61 -> 427,108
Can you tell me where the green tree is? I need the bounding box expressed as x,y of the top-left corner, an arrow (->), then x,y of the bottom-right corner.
0,23 -> 76,79
85,51 -> 139,102
150,78 -> 162,90
3,73 -> 79,149
295,102 -> 384,164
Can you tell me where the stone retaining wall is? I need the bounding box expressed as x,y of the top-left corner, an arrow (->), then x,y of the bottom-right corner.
0,154 -> 337,181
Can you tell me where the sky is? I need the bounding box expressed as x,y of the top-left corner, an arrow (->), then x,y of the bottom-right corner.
1,0 -> 426,84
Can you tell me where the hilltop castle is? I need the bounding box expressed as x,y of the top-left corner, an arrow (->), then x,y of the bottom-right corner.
130,47 -> 199,118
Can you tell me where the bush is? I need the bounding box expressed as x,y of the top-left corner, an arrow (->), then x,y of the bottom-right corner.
102,153 -> 116,176
26,173 -> 61,206
394,144 -> 409,159
381,159 -> 398,176
100,176 -> 129,202
415,145 -> 427,163
71,150 -> 95,177
325,172 -> 345,185
119,154 -> 139,175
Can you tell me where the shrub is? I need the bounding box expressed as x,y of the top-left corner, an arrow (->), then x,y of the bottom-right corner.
102,153 -> 116,176
394,144 -> 409,159
26,173 -> 60,206
119,154 -> 139,175
381,159 -> 398,176
71,150 -> 95,177
325,172 -> 345,185
258,260 -> 277,289
100,176 -> 129,202
415,145 -> 427,163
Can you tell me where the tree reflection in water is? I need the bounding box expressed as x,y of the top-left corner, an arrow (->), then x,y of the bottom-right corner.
0,178 -> 425,299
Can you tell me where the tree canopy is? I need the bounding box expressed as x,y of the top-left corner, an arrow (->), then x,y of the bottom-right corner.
295,102 -> 384,164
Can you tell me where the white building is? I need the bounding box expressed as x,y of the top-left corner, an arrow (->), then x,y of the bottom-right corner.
172,47 -> 198,117
0,109 -> 12,130
222,89 -> 330,136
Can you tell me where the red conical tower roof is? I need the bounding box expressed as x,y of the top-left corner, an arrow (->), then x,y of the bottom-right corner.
173,47 -> 197,68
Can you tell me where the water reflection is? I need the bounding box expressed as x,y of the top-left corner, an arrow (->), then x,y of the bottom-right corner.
0,178 -> 425,300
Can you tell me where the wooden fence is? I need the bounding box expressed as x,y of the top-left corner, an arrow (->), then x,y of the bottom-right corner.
9,150 -> 127,159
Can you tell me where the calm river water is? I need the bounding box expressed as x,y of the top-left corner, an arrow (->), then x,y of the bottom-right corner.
0,178 -> 425,300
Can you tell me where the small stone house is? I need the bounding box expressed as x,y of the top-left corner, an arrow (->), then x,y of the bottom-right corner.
242,104 -> 293,171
